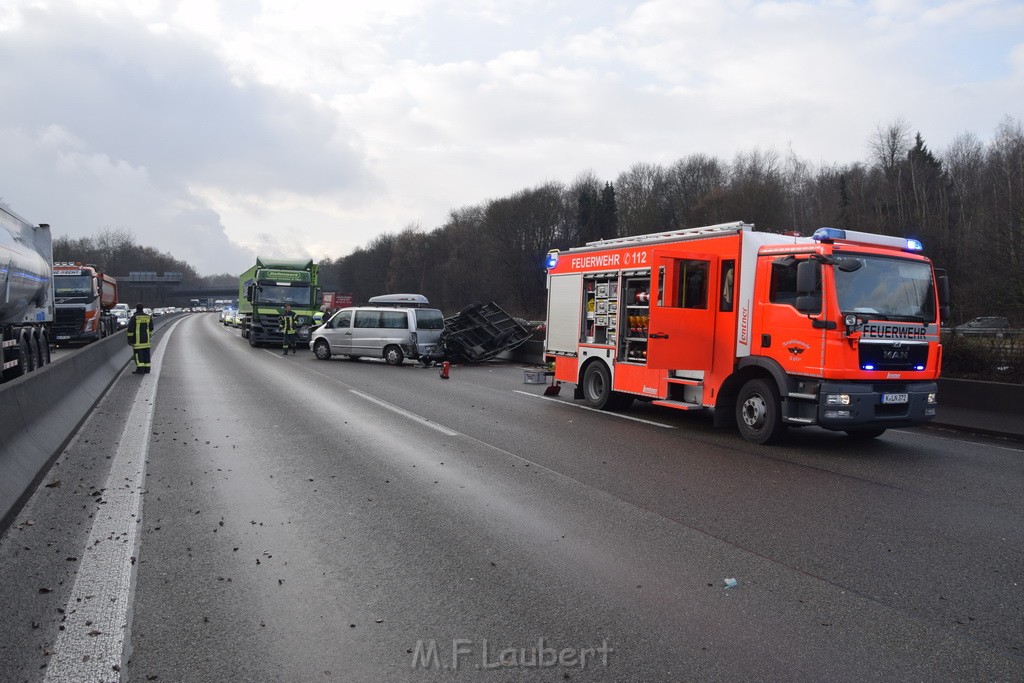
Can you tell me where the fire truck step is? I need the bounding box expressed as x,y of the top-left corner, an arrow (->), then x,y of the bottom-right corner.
666,378 -> 703,386
652,400 -> 705,411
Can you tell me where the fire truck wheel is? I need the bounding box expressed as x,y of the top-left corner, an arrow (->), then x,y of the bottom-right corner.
736,378 -> 787,444
313,339 -> 332,360
384,345 -> 405,366
582,362 -> 615,410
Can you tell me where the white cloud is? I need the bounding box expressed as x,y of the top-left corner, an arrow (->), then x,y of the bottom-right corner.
0,0 -> 1021,275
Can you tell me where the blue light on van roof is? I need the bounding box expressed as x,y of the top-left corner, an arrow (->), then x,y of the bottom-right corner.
812,227 -> 845,242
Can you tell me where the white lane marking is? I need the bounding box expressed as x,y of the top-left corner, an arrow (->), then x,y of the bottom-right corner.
44,317 -> 185,682
349,389 -> 460,436
892,428 -> 1024,453
514,390 -> 676,429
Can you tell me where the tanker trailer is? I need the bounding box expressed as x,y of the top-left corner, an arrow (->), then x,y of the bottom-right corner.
0,204 -> 54,382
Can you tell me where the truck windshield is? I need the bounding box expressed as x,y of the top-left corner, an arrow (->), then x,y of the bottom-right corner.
257,284 -> 311,306
834,256 -> 935,322
55,275 -> 92,296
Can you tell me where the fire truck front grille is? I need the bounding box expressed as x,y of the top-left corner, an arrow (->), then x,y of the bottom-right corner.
858,342 -> 929,371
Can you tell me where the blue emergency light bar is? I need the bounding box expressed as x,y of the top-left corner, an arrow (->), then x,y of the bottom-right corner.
812,227 -> 923,252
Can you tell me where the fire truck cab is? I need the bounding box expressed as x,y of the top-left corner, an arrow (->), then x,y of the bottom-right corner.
544,221 -> 949,444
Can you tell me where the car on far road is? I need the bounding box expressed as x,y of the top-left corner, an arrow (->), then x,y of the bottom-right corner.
954,316 -> 1011,336
112,309 -> 130,329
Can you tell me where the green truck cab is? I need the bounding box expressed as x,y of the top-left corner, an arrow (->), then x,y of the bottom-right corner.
239,257 -> 320,348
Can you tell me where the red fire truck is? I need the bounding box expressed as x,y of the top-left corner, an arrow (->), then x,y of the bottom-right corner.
544,221 -> 950,443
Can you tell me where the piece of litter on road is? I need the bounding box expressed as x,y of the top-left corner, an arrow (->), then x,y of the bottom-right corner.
724,578 -> 738,589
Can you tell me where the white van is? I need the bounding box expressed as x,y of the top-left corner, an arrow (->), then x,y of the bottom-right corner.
310,294 -> 444,365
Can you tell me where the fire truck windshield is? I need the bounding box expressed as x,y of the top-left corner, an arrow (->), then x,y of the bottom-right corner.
833,256 -> 935,322
54,275 -> 92,296
258,284 -> 311,306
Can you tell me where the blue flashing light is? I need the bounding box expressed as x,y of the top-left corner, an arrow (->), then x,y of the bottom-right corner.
914,365 -> 926,371
545,250 -> 559,270
905,238 -> 924,252
812,227 -> 846,242
862,364 -> 875,371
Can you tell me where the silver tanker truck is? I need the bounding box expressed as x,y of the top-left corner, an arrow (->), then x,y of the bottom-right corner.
0,203 -> 54,382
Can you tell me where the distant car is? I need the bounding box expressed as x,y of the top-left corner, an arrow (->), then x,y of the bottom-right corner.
112,309 -> 130,329
954,316 -> 1011,336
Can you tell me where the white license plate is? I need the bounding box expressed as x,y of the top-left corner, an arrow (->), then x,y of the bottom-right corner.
882,393 -> 909,404
56,335 -> 70,340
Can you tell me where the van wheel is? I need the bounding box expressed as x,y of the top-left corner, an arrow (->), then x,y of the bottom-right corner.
384,345 -> 404,366
736,378 -> 787,444
313,339 -> 332,360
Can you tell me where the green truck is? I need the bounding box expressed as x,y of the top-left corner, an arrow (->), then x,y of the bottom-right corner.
238,257 -> 320,348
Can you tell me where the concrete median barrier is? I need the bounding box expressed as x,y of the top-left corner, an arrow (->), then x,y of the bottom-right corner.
0,332 -> 132,526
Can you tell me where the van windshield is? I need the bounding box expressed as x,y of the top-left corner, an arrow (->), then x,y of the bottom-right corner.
416,309 -> 445,330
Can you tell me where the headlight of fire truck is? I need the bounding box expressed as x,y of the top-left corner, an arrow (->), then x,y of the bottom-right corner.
825,394 -> 851,406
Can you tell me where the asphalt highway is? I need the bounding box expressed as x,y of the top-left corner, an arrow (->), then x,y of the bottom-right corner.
1,313 -> 1021,681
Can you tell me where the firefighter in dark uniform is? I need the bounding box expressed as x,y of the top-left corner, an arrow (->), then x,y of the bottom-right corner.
280,303 -> 297,355
127,303 -> 154,373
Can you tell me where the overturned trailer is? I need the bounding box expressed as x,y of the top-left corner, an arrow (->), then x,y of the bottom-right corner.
431,302 -> 531,363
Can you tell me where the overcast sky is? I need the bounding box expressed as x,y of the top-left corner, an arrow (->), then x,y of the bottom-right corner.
1,1 -> 1021,275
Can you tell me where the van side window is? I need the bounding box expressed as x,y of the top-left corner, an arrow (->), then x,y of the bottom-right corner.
334,310 -> 352,329
355,311 -> 381,328
415,309 -> 445,330
381,311 -> 409,329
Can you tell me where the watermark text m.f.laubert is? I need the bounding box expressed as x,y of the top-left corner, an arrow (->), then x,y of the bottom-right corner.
411,638 -> 613,671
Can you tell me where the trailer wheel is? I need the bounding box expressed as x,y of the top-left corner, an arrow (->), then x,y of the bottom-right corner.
845,428 -> 886,439
384,345 -> 404,366
27,334 -> 40,372
11,335 -> 33,377
313,339 -> 332,361
736,378 -> 787,444
37,334 -> 50,367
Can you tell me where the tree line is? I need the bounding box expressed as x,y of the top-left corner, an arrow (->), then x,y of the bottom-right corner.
48,115 -> 1024,325
52,229 -> 236,307
320,116 -> 1024,324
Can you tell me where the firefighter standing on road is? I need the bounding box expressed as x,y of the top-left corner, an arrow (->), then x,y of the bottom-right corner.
127,303 -> 154,374
280,303 -> 297,355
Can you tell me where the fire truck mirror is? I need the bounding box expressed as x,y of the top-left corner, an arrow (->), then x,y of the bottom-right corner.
835,257 -> 863,273
796,259 -> 818,294
796,295 -> 821,315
